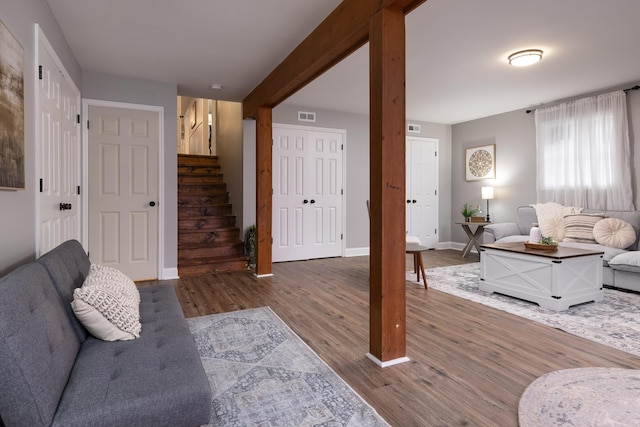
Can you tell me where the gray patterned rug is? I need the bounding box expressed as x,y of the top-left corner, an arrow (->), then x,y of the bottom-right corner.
187,307 -> 389,427
407,263 -> 640,357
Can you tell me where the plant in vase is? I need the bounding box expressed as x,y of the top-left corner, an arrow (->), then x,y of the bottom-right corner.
460,203 -> 478,222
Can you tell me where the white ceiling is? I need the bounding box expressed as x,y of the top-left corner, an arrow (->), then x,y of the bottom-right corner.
47,0 -> 640,124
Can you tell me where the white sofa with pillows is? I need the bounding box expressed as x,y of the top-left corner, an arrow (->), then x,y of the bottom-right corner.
482,203 -> 640,293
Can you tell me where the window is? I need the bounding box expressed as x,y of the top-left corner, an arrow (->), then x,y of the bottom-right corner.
535,91 -> 633,210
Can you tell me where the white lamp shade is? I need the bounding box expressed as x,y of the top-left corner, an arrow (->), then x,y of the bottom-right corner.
481,186 -> 494,200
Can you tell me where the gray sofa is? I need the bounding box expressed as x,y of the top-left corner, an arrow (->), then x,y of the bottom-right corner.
483,206 -> 640,292
0,240 -> 211,427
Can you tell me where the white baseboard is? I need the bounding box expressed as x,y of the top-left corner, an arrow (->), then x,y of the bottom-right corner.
345,247 -> 370,257
365,353 -> 411,368
161,267 -> 179,280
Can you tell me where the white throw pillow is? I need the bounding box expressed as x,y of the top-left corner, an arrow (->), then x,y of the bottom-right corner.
592,218 -> 637,249
85,264 -> 140,306
71,265 -> 141,341
563,213 -> 605,244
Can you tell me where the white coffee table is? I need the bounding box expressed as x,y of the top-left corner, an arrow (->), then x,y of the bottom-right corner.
480,242 -> 604,311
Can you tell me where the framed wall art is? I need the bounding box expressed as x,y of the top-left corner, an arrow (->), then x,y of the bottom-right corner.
0,19 -> 25,190
465,144 -> 495,181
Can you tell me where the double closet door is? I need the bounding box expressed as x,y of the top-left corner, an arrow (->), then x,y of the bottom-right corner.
406,137 -> 439,248
272,124 -> 344,262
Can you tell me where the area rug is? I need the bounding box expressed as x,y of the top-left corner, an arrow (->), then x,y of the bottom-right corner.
518,367 -> 640,426
407,263 -> 640,357
187,307 -> 389,427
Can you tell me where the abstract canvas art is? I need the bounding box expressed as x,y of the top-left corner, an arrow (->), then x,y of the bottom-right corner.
465,144 -> 495,181
0,20 -> 25,190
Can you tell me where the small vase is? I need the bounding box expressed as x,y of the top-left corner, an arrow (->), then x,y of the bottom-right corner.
464,217 -> 470,222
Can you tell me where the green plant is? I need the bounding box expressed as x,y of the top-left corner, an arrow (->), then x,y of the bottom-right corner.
243,225 -> 256,267
540,236 -> 557,246
460,203 -> 478,218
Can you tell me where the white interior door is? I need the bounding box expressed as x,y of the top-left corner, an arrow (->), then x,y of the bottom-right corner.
406,137 -> 439,248
38,31 -> 81,256
88,105 -> 159,280
272,124 -> 343,262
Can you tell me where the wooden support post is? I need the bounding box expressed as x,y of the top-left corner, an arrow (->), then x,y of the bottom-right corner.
367,6 -> 408,366
255,107 -> 273,276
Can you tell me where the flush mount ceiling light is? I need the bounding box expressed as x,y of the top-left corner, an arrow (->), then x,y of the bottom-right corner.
508,49 -> 543,67
210,83 -> 223,90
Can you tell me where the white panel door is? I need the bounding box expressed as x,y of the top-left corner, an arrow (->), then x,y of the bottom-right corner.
38,39 -> 81,256
88,106 -> 159,280
272,124 -> 343,262
406,137 -> 439,248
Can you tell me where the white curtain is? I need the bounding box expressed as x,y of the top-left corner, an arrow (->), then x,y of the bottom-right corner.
535,90 -> 634,210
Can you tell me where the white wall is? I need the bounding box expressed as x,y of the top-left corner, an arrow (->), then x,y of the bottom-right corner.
270,103 -> 452,250
215,101 -> 244,236
0,0 -> 81,275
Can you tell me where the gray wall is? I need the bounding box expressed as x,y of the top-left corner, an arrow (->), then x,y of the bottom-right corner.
215,101 -> 244,239
450,88 -> 640,245
82,71 -> 178,274
0,0 -> 81,275
271,104 -> 452,251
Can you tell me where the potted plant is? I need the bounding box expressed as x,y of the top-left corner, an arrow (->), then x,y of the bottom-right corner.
461,203 -> 478,222
243,225 -> 256,267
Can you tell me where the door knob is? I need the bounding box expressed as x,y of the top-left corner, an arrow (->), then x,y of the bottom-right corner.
303,199 -> 309,204
149,201 -> 156,207
310,199 -> 316,204
406,200 -> 411,204
412,200 -> 417,204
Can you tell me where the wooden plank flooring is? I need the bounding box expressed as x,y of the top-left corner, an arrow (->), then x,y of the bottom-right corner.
140,250 -> 640,426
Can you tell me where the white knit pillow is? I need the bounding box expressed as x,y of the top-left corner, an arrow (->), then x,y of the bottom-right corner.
85,264 -> 140,306
592,218 -> 636,249
71,266 -> 141,341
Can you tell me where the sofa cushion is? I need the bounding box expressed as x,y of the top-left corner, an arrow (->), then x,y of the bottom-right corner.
558,241 -> 627,263
52,285 -> 212,427
0,263 -> 81,427
36,240 -> 92,342
609,251 -> 640,273
592,218 -> 637,249
563,213 -> 605,244
71,277 -> 141,341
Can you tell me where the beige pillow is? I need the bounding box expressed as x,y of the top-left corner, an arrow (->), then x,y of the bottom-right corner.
71,266 -> 141,341
592,218 -> 636,249
563,214 -> 605,244
86,264 -> 140,306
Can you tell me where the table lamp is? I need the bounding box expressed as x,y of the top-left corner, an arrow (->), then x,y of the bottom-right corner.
481,186 -> 494,222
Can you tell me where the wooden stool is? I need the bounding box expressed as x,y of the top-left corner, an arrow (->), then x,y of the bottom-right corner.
406,243 -> 428,289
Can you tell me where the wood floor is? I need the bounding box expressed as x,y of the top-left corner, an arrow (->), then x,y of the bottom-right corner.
142,250 -> 640,426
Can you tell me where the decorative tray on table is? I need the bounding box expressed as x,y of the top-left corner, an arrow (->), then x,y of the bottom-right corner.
524,241 -> 558,252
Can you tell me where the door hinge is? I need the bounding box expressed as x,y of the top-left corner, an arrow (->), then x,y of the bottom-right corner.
341,189 -> 343,195
435,228 -> 438,234
38,65 -> 43,80
77,186 -> 81,195
341,144 -> 344,150
435,151 -> 438,157
39,178 -> 43,193
341,234 -> 343,240
87,120 -> 90,130
435,189 -> 437,195
77,114 -> 80,124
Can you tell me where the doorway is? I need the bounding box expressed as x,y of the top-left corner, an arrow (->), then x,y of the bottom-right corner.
85,102 -> 162,280
272,124 -> 345,262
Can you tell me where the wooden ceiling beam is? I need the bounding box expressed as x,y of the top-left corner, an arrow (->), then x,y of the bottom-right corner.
242,0 -> 427,119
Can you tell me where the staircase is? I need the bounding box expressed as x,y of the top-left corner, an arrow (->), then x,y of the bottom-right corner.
177,154 -> 248,276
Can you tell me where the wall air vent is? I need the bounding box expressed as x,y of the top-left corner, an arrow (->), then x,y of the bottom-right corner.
408,123 -> 421,133
298,111 -> 316,122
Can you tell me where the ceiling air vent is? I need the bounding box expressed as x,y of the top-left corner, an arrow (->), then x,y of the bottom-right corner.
408,124 -> 421,133
298,111 -> 316,122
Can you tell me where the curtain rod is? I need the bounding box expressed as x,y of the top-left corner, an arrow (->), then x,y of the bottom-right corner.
525,85 -> 640,114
